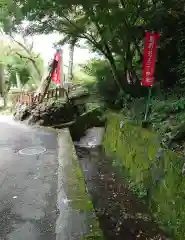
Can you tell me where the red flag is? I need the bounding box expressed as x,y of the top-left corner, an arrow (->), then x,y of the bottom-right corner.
142,32 -> 160,87
51,50 -> 63,86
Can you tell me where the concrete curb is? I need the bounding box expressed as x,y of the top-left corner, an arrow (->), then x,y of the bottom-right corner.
56,128 -> 104,240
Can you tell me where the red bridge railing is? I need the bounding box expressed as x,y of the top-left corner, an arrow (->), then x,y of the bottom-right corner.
16,87 -> 65,105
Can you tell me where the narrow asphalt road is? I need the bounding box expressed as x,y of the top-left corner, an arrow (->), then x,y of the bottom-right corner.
0,116 -> 58,240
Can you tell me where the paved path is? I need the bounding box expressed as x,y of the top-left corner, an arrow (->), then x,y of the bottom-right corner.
0,116 -> 103,240
0,116 -> 58,240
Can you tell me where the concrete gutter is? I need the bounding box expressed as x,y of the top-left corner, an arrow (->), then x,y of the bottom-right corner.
56,128 -> 104,240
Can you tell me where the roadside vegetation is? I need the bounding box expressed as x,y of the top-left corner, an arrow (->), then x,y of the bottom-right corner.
1,0 -> 185,238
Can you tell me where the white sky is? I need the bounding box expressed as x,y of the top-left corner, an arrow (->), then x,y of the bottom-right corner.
29,33 -> 93,72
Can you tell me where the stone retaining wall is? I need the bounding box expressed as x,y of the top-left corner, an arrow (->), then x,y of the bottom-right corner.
57,128 -> 104,240
103,112 -> 185,239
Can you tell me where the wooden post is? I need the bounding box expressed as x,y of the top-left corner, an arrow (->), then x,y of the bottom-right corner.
30,93 -> 33,105
47,90 -> 50,99
60,49 -> 64,88
38,93 -> 41,103
22,93 -> 24,104
144,87 -> 152,121
22,94 -> 24,104
34,95 -> 37,104
59,87 -> 61,98
26,94 -> 28,105
22,94 -> 25,104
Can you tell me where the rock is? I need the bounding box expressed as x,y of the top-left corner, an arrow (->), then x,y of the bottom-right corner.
69,108 -> 105,140
13,91 -> 102,130
52,107 -> 105,140
26,100 -> 80,126
170,122 -> 185,142
13,103 -> 32,121
36,119 -> 44,125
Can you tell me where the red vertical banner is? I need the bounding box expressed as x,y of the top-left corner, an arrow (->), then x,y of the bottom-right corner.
51,49 -> 63,86
142,32 -> 160,87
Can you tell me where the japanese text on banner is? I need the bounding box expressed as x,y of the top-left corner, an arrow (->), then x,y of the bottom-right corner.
142,32 -> 160,87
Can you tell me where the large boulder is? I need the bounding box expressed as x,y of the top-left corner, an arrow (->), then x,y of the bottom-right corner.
53,107 -> 105,140
28,100 -> 79,126
70,108 -> 105,140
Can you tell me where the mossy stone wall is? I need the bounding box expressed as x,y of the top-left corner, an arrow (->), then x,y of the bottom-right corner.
103,113 -> 185,239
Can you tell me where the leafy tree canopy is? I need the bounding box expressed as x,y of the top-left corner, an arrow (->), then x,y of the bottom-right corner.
4,0 -> 185,91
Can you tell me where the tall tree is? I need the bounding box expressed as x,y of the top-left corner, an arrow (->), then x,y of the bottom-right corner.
67,39 -> 76,84
11,0 -> 185,91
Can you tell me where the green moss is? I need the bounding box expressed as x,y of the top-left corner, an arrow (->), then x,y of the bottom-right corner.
103,112 -> 185,239
63,150 -> 94,212
80,232 -> 104,240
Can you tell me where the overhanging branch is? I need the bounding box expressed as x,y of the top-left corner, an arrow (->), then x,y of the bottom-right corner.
10,35 -> 42,79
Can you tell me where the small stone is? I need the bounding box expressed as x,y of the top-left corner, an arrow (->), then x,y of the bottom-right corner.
120,121 -> 123,129
156,148 -> 163,159
182,163 -> 185,174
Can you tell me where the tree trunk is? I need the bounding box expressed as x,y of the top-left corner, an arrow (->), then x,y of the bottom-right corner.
67,42 -> 74,83
0,63 -> 7,108
16,72 -> 22,90
87,8 -> 123,91
37,54 -> 60,100
0,63 -> 4,97
37,72 -> 51,94
126,69 -> 138,85
106,52 -> 123,90
37,74 -> 51,103
3,93 -> 7,108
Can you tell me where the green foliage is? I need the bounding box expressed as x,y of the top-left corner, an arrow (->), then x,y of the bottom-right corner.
82,59 -> 122,108
82,58 -> 146,109
103,113 -> 185,239
173,99 -> 185,111
72,65 -> 95,86
3,0 -> 185,92
0,39 -> 44,91
8,0 -> 156,91
0,0 -> 22,32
